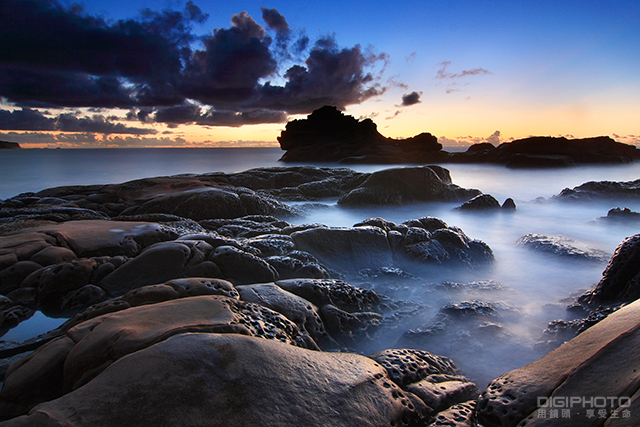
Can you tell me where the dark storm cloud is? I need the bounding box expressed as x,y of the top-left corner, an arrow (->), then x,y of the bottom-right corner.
401,91 -> 422,106
0,1 -> 389,133
253,37 -> 388,113
0,108 -> 155,134
153,104 -> 287,127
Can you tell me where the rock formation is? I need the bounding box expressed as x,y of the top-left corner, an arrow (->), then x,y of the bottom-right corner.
277,107 -> 640,166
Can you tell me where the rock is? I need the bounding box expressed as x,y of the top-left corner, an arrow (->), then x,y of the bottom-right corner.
27,220 -> 177,257
291,226 -> 393,271
264,254 -> 329,280
98,241 -> 193,297
29,246 -> 76,266
276,278 -> 381,313
0,261 -> 43,295
501,198 -> 516,210
0,333 -> 422,427
369,348 -> 460,388
337,166 -> 480,206
554,178 -> 640,201
595,207 -> 640,223
579,234 -> 640,305
164,277 -> 239,299
476,298 -> 640,427
35,258 -> 98,311
427,401 -> 476,427
516,233 -> 610,263
505,153 -> 576,168
0,141 -> 20,149
0,296 -> 313,419
243,234 -> 294,256
59,285 -> 107,312
456,194 -> 501,210
209,245 -> 278,285
237,283 -> 333,348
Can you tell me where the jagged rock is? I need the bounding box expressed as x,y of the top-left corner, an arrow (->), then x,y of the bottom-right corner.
0,296 -> 314,420
237,283 -> 334,348
276,278 -> 381,313
579,234 -> 640,305
476,298 -> 640,427
0,333 -> 422,427
337,166 -> 480,206
516,234 -> 610,263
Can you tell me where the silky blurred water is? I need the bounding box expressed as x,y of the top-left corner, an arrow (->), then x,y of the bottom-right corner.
2,147 -> 639,385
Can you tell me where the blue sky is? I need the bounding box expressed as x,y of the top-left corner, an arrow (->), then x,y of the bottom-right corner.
0,0 -> 638,147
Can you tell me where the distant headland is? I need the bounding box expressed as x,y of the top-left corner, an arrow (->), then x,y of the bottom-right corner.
278,106 -> 640,167
0,140 -> 21,149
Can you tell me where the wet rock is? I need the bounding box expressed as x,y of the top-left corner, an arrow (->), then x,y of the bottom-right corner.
476,298 -> 640,427
369,348 -> 459,388
516,233 -> 610,263
0,333 -> 421,427
319,304 -> 383,345
291,225 -> 393,271
209,245 -> 278,285
237,283 -> 333,347
427,401 -> 476,427
595,207 -> 640,224
276,278 -> 381,313
337,166 -> 480,206
264,254 -> 329,280
0,296 -> 313,420
243,234 -> 294,256
121,284 -> 180,306
456,194 -> 501,210
578,234 -> 640,305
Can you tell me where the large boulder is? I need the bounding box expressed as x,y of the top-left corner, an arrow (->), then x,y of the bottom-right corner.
516,234 -> 610,263
337,166 -> 480,206
553,179 -> 640,202
475,298 -> 640,426
0,333 -> 422,427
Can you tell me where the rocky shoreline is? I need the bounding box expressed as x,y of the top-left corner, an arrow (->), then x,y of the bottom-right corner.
0,165 -> 639,426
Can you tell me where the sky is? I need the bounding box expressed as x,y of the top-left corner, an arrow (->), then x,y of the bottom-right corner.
0,0 -> 638,148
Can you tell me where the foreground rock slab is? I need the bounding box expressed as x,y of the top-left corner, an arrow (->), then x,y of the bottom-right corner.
475,297 -> 640,426
1,333 -> 421,427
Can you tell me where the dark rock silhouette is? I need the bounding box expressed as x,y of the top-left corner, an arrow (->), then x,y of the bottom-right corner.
278,106 -> 443,163
278,107 -> 640,166
0,141 -> 20,150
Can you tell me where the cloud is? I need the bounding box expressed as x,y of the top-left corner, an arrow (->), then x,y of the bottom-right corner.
401,91 -> 422,106
0,1 -> 390,136
436,61 -> 492,79
0,108 -> 156,134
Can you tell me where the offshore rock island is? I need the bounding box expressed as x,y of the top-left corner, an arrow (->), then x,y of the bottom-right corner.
278,106 -> 640,167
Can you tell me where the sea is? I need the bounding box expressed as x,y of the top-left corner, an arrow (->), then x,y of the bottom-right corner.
2,146 -> 640,385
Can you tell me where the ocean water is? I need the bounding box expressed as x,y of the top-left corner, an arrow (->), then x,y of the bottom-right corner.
2,147 -> 640,385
